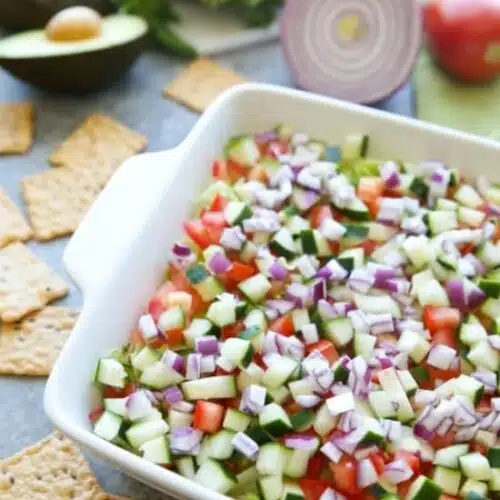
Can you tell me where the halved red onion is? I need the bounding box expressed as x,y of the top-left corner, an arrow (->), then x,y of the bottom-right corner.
383,459 -> 413,485
126,390 -> 154,420
427,345 -> 456,371
161,349 -> 185,374
208,252 -> 232,275
195,336 -> 219,356
240,384 -> 266,415
295,394 -> 322,408
232,432 -> 259,460
170,427 -> 203,454
285,434 -> 320,450
186,353 -> 202,380
320,441 -> 343,463
163,386 -> 183,405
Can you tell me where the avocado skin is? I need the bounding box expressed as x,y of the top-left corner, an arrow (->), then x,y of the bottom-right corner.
0,35 -> 147,93
0,0 -> 115,30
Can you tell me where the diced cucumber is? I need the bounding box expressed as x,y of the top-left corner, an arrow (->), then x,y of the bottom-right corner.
353,293 -> 402,319
208,430 -> 235,460
378,368 -> 414,423
427,211 -> 458,235
417,279 -> 449,307
290,409 -> 315,432
432,466 -> 461,495
257,442 -> 286,476
467,339 -> 499,371
405,475 -> 442,500
434,444 -> 469,469
476,430 -> 496,449
460,478 -> 488,499
94,358 -> 127,388
491,468 -> 500,492
182,375 -> 237,400
323,317 -> 354,347
269,228 -> 297,260
267,386 -> 291,405
360,417 -> 385,445
125,419 -> 169,449
194,458 -> 237,494
93,411 -> 122,442
410,366 -> 430,384
238,274 -> 271,304
286,215 -> 311,237
479,278 -> 500,298
258,475 -> 283,500
281,480 -> 305,500
338,247 -> 365,271
435,198 -> 457,211
283,448 -> 311,479
481,297 -> 500,318
409,177 -> 429,199
459,453 -> 492,481
261,356 -> 298,389
342,134 -> 369,160
225,201 -> 253,226
207,300 -> 236,328
454,184 -> 483,209
140,435 -> 171,465
103,398 -> 128,418
397,370 -> 418,397
292,309 -> 311,332
226,136 -> 260,167
397,330 -> 431,363
368,391 -> 397,419
176,456 -> 196,480
459,323 -> 487,346
168,409 -> 193,429
353,332 -> 376,359
454,374 -> 485,405
237,363 -> 265,391
313,402 -> 338,437
259,403 -> 292,438
186,266 -> 225,301
403,236 -> 436,269
223,408 -> 252,432
336,197 -> 370,222
488,447 -> 500,468
139,361 -> 184,389
300,229 -> 331,256
184,318 -> 219,346
476,241 -> 500,270
221,338 -> 254,369
458,207 -> 485,228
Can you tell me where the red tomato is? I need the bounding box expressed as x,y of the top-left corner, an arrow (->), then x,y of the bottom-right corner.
201,211 -> 227,228
307,453 -> 327,479
394,450 -> 420,475
209,193 -> 228,212
471,441 -> 489,454
269,315 -> 295,336
431,328 -> 458,350
426,364 -> 461,383
220,320 -> 245,340
423,306 -> 461,333
248,165 -> 268,183
225,262 -> 256,283
357,177 -> 384,203
429,430 -> 456,450
298,478 -> 330,500
477,395 -> 493,414
306,340 -> 339,364
184,219 -> 212,249
227,159 -> 250,183
369,453 -> 386,476
359,239 -> 378,256
424,0 -> 500,83
88,406 -> 105,424
103,382 -> 136,399
309,205 -> 334,228
212,160 -> 229,180
193,401 -> 225,433
329,456 -> 361,495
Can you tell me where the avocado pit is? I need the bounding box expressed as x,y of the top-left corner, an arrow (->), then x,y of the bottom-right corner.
45,6 -> 103,42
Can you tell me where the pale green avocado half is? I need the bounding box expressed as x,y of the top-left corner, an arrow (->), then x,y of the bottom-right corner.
0,15 -> 148,92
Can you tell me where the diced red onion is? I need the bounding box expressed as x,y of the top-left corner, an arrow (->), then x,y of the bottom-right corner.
216,356 -> 235,372
436,417 -> 453,437
170,427 -> 203,454
413,390 -> 438,408
317,259 -> 348,282
472,370 -> 496,393
286,282 -> 311,307
401,216 -> 428,235
200,355 -> 216,374
302,323 -> 319,345
334,427 -> 365,455
138,314 -> 159,340
263,352 -> 282,368
333,302 -> 355,316
220,226 -> 246,251
240,384 -> 266,415
446,280 -> 467,310
311,279 -> 327,302
377,198 -> 404,225
353,445 -> 379,461
208,252 -> 232,275
458,258 -> 476,278
163,386 -> 183,405
429,166 -> 451,198
427,345 -> 456,371
491,414 -> 500,433
487,203 -> 500,217
380,162 -> 401,189
320,441 -> 343,463
489,335 -> 500,350
455,424 -> 479,443
243,217 -> 280,233
462,253 -> 486,276
171,242 -> 196,268
126,390 -> 154,420
483,221 -> 496,240
297,255 -> 319,279
393,352 -> 409,370
453,396 -> 479,427
232,432 -> 259,460
320,219 -> 347,241
413,422 -> 435,441
348,268 -> 375,294
492,398 -> 500,412
373,267 -> 396,286
262,331 -> 281,355
348,310 -> 370,334
285,434 -> 319,450
297,168 -> 322,191
268,260 -> 289,281
270,165 -> 295,187
320,488 -> 347,500
302,350 -> 330,374
383,459 -> 414,485
295,394 -> 322,408
311,366 -> 334,393
195,336 -> 219,356
278,335 -> 305,361
161,349 -> 185,374
380,419 -> 402,442
255,188 -> 285,209
367,313 -> 394,335
171,401 -> 194,413
357,458 -> 379,488
468,284 -> 486,310
383,250 -> 406,268
317,299 -> 337,321
378,340 -> 400,356
331,185 -> 355,208
173,242 -> 192,258
186,353 -> 202,380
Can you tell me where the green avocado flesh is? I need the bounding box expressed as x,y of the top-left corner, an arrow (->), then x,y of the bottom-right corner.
0,14 -> 148,92
0,15 -> 147,58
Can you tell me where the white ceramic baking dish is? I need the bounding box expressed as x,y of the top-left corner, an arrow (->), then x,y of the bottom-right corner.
44,83 -> 500,500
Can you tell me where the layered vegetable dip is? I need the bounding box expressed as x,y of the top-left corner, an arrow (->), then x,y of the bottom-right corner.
90,127 -> 500,500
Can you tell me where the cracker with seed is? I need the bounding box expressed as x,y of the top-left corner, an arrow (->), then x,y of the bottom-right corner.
22,163 -> 111,241
50,114 -> 147,169
0,102 -> 34,155
0,187 -> 32,247
0,243 -> 68,322
0,307 -> 79,376
164,58 -> 247,113
0,431 -> 126,499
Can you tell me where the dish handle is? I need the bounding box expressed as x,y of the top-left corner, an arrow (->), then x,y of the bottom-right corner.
63,147 -> 181,298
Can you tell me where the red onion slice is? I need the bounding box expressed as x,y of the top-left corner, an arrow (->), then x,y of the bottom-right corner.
280,0 -> 422,104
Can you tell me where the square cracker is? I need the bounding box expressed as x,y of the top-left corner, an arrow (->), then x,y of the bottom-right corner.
164,58 -> 247,113
0,306 -> 79,376
0,102 -> 34,155
0,242 -> 68,322
0,431 -> 127,499
0,186 -> 32,247
22,162 -> 112,241
50,114 -> 147,169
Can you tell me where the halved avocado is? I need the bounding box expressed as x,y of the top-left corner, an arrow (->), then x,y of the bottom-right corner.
0,0 -> 115,30
0,14 -> 148,92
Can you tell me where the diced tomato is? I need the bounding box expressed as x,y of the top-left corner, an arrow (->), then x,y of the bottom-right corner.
329,456 -> 361,495
212,160 -> 229,180
103,382 -> 136,399
423,306 -> 461,333
224,397 -> 241,409
268,279 -> 286,298
184,219 -> 212,249
193,401 -> 225,433
357,177 -> 384,203
307,453 -> 327,480
431,328 -> 458,350
201,211 -> 227,228
148,335 -> 169,349
88,406 -> 105,424
248,165 -> 268,183
426,364 -> 461,382
283,401 -> 303,415
210,193 -> 228,212
221,320 -> 245,340
394,450 -> 420,475
129,328 -> 145,346
225,262 -> 256,283
269,315 -> 295,337
227,159 -> 249,183
205,224 -> 224,246
471,441 -> 488,454
365,197 -> 381,218
328,241 -> 340,255
429,430 -> 456,450
369,453 -> 386,476
309,205 -> 334,228
298,478 -> 330,500
262,140 -> 289,159
359,239 -> 378,256
167,328 -> 184,346
397,479 -> 412,499
477,395 -> 492,414
306,340 -> 339,364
